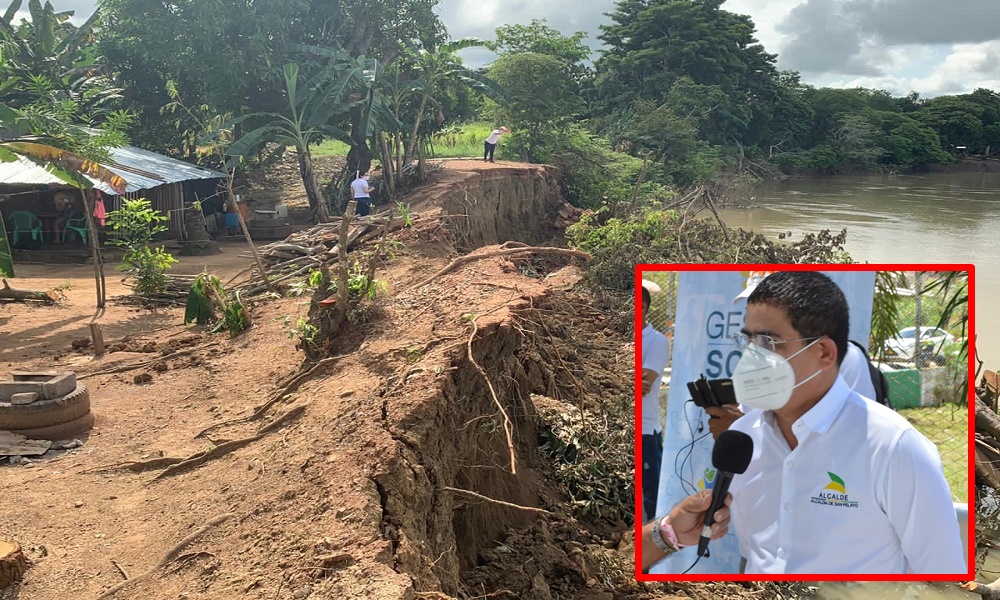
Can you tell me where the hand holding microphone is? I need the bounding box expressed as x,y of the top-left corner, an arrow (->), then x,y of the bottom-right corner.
697,429 -> 753,557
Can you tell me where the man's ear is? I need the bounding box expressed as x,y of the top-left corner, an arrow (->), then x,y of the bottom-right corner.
818,338 -> 839,368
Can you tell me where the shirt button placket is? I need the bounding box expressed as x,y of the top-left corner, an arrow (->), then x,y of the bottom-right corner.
778,456 -> 795,570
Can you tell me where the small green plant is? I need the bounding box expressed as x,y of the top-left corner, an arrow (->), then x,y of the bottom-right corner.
184,272 -> 250,335
406,345 -> 422,363
106,198 -> 177,296
396,201 -> 413,227
287,316 -> 318,345
375,239 -> 404,259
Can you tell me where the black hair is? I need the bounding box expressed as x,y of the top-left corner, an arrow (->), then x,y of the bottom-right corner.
747,271 -> 849,366
641,286 -> 651,310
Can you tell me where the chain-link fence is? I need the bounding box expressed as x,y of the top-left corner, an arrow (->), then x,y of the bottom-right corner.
640,269 -> 969,503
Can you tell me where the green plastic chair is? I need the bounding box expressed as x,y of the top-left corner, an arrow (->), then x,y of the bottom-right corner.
8,211 -> 42,246
62,217 -> 88,244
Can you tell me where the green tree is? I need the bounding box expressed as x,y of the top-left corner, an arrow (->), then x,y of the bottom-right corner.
864,110 -> 950,168
99,0 -> 444,155
403,37 -> 502,162
915,95 -> 984,151
594,0 -> 782,146
486,52 -> 580,160
492,19 -> 591,80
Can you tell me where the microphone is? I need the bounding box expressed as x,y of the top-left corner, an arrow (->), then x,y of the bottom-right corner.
697,429 -> 753,557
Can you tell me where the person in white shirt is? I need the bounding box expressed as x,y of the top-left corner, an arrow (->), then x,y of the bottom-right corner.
350,172 -> 374,216
483,126 -> 509,163
725,271 -> 965,574
641,281 -> 671,521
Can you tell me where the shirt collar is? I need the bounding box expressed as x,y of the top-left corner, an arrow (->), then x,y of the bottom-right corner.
753,374 -> 850,436
796,374 -> 851,435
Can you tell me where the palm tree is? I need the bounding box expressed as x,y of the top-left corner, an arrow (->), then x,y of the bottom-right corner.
222,54 -> 373,223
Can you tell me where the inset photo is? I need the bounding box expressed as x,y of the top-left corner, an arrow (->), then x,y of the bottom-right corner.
636,265 -> 973,582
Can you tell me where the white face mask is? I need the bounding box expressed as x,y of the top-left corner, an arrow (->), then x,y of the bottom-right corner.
732,338 -> 824,411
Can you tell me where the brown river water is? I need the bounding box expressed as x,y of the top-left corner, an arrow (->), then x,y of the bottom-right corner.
718,172 -> 998,597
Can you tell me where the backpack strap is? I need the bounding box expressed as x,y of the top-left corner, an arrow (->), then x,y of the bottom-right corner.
848,340 -> 894,410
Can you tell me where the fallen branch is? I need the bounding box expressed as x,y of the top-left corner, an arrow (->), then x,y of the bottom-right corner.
154,405 -> 306,481
97,513 -> 233,599
85,456 -> 187,474
466,316 -> 517,475
441,486 -> 549,514
0,278 -> 59,304
411,246 -> 591,290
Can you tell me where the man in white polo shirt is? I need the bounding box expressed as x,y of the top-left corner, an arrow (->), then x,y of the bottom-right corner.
641,280 -> 671,522
727,271 -> 964,574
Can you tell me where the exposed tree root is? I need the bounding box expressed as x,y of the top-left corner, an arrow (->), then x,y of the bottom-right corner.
79,344 -> 218,380
466,316 -> 517,475
194,358 -> 335,439
442,486 -> 550,515
154,405 -> 306,481
97,513 -> 233,599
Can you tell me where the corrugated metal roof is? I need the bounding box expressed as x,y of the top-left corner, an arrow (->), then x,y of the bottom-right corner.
0,145 -> 225,194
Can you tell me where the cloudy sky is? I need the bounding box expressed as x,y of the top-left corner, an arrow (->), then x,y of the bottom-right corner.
30,0 -> 1000,97
436,0 -> 1000,97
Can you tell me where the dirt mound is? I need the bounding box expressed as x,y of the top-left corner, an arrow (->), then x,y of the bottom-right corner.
0,162 -> 782,600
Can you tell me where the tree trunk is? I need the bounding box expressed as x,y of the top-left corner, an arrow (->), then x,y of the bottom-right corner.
406,93 -> 430,163
0,539 -> 27,590
346,103 -> 373,179
297,147 -> 330,223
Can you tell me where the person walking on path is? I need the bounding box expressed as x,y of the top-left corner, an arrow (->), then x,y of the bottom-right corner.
483,126 -> 510,163
350,172 -> 374,217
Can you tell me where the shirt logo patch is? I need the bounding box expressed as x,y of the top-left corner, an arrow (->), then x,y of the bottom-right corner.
811,472 -> 859,508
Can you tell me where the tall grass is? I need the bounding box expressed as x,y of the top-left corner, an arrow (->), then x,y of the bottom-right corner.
311,139 -> 351,157
309,123 -> 501,160
427,122 -> 495,158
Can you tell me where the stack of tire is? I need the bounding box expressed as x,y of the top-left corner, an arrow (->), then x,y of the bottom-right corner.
0,372 -> 93,441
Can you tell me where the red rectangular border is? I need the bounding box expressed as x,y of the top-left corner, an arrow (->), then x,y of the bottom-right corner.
634,263 -> 976,582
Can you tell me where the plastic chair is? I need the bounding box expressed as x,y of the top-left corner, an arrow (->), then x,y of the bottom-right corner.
7,211 -> 42,246
62,217 -> 88,244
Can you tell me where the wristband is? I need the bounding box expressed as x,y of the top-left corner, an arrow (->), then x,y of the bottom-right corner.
650,515 -> 683,554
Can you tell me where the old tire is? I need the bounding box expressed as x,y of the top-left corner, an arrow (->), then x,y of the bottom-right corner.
7,411 -> 94,441
0,384 -> 90,430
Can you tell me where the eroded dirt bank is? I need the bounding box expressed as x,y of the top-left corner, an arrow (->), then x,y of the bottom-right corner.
2,160 -> 784,600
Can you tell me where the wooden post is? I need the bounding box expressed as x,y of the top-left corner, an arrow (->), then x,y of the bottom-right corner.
224,171 -> 274,294
81,188 -> 106,308
89,322 -> 105,356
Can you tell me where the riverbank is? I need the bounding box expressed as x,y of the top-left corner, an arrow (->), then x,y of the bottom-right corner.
928,156 -> 1000,173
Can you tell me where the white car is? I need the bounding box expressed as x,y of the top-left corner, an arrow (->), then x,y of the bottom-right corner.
884,326 -> 956,365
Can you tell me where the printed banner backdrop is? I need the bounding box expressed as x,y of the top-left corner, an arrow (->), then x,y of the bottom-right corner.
650,270 -> 876,574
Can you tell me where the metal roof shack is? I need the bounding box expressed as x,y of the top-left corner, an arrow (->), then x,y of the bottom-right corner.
0,145 -> 224,193
0,145 -> 225,240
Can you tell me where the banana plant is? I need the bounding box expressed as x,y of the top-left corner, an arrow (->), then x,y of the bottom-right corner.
219,52 -> 372,223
